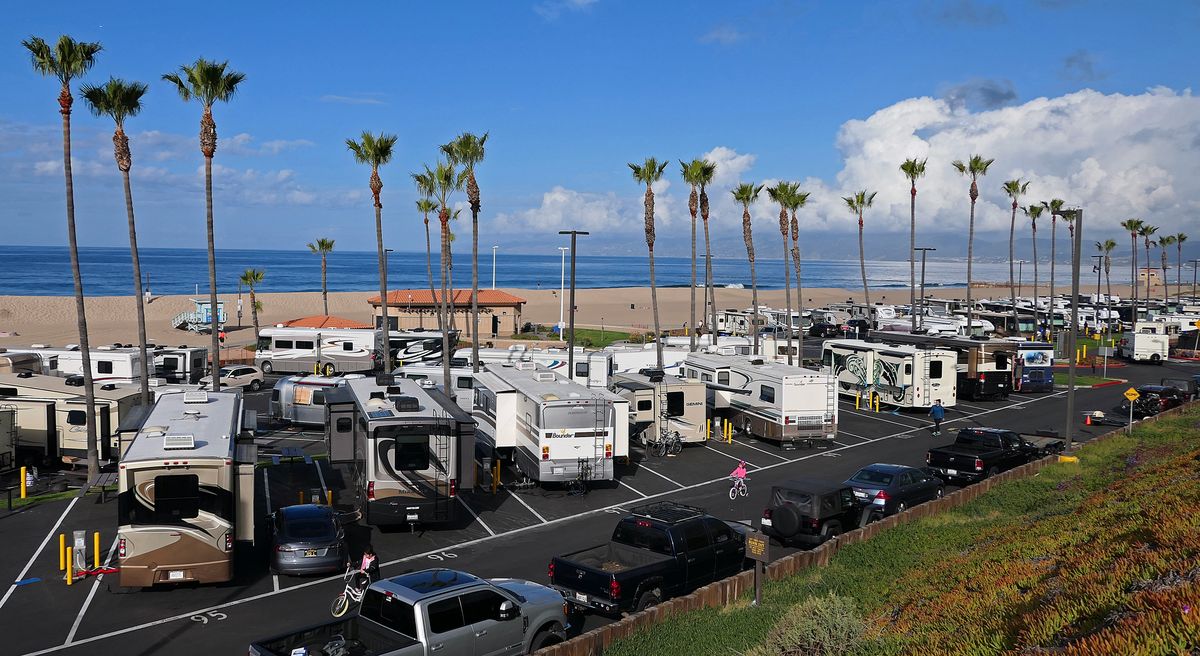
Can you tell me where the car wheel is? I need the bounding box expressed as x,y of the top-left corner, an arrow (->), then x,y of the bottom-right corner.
635,589 -> 662,612
894,502 -> 907,515
986,467 -> 1000,479
261,361 -> 274,374
249,379 -> 262,392
820,522 -> 841,540
530,626 -> 565,650
1150,353 -> 1161,364
935,487 -> 945,499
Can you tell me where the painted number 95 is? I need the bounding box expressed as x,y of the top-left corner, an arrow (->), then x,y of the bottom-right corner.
190,611 -> 228,624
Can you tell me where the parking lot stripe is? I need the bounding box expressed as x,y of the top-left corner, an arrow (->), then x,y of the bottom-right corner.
618,480 -> 647,498
837,430 -> 872,442
262,469 -> 272,513
840,408 -> 922,429
456,497 -> 495,536
313,460 -> 328,498
730,438 -> 790,460
704,445 -> 756,468
505,489 -> 549,524
832,441 -> 849,447
65,536 -> 118,644
0,496 -> 78,612
636,464 -> 685,488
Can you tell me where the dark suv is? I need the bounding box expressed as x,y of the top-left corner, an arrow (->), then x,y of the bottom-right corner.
761,480 -> 865,547
1118,385 -> 1185,419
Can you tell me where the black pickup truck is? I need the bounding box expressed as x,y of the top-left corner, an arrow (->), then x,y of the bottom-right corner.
926,427 -> 1064,485
549,502 -> 747,615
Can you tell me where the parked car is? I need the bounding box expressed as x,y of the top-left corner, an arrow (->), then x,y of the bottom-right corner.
549,502 -> 747,615
1160,377 -> 1198,402
270,504 -> 346,576
927,427 -> 1064,485
761,479 -> 866,547
200,364 -> 264,391
1117,384 -> 1185,419
842,464 -> 944,516
841,319 -> 871,339
250,569 -> 571,656
809,322 -> 841,338
759,325 -> 793,338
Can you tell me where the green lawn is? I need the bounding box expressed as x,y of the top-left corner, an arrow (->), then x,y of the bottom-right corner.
510,327 -> 632,349
604,409 -> 1200,656
1052,372 -> 1122,387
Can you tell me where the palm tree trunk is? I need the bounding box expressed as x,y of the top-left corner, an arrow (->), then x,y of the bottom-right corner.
374,200 -> 390,374
122,168 -> 150,404
424,218 -> 441,333
782,236 -> 793,366
966,202 -> 975,334
689,206 -> 696,352
858,214 -> 872,309
439,213 -> 452,393
1032,226 -> 1039,338
471,205 -> 480,374
1008,204 -> 1018,336
748,250 -> 759,357
320,253 -> 328,316
909,184 -> 917,332
1048,218 -> 1056,340
704,219 -> 716,347
1144,243 -> 1151,306
250,287 -> 259,339
1177,243 -> 1184,302
792,242 -> 804,363
204,155 -> 222,392
1131,236 -> 1138,321
1162,251 -> 1169,305
648,248 -> 663,369
60,89 -> 100,478
1105,260 -> 1112,336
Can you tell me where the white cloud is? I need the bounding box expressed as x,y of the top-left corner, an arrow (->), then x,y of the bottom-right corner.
699,25 -> 745,45
534,0 -> 597,20
495,186 -> 629,232
319,93 -> 386,105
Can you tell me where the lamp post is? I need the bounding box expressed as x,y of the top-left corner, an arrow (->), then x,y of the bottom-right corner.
1016,260 -> 1024,298
1051,206 -> 1083,450
1091,255 -> 1104,304
557,246 -> 569,342
559,230 -> 589,380
491,245 -> 498,290
1191,259 -> 1199,300
914,248 -> 936,331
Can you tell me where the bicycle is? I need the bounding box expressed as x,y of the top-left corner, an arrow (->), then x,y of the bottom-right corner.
728,476 -> 749,500
330,565 -> 371,617
651,431 -> 682,458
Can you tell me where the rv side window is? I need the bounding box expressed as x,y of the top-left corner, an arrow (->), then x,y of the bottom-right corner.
717,371 -> 729,386
760,385 -> 776,404
994,353 -> 1010,370
311,390 -> 326,406
336,417 -> 352,432
342,342 -> 354,351
700,373 -> 712,382
929,361 -> 944,378
296,341 -> 315,350
67,410 -> 87,425
161,358 -> 179,371
456,377 -> 473,390
193,358 -> 204,369
637,400 -> 653,411
575,363 -> 590,379
376,426 -> 432,471
666,392 -> 685,417
904,363 -> 912,377
97,361 -> 113,374
154,474 -> 200,521
0,387 -> 17,396
275,340 -> 294,349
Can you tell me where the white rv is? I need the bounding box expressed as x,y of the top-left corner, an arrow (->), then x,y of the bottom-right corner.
1116,322 -> 1170,364
612,370 -> 707,445
604,344 -> 691,377
0,372 -> 143,460
394,363 -> 475,411
471,363 -> 629,484
455,345 -> 614,388
4,344 -> 147,384
325,377 -> 475,527
714,308 -> 767,336
0,407 -> 15,472
682,352 -> 838,449
151,346 -> 208,384
821,339 -> 958,410
254,327 -> 377,375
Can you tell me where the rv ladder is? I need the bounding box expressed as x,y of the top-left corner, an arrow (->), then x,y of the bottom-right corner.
431,420 -> 453,521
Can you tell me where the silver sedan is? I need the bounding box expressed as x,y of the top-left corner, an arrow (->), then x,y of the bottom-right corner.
270,504 -> 346,576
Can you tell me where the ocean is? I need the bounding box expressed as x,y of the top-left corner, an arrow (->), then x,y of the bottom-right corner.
1,245 -> 1045,297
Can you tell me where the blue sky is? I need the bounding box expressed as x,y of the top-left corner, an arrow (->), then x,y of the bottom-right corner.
3,0 -> 1198,259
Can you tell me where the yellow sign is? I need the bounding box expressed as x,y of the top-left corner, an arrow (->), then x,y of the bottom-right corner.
746,531 -> 770,563
1124,387 -> 1140,402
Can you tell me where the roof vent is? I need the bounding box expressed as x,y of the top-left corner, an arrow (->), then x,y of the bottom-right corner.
516,362 -> 536,371
163,434 -> 195,450
101,384 -> 117,391
392,395 -> 419,412
183,391 -> 210,404
369,391 -> 386,400
16,372 -> 33,379
386,385 -> 403,395
535,372 -> 556,382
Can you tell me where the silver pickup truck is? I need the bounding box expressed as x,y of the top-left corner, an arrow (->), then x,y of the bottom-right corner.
249,569 -> 570,656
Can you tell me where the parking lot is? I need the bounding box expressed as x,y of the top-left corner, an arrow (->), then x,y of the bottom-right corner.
1,356 -> 1194,655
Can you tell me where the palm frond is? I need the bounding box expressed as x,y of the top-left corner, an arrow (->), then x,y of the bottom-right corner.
442,132 -> 488,170
629,157 -> 667,185
23,35 -> 102,85
346,131 -> 397,167
162,58 -> 245,106
899,157 -> 927,181
80,77 -> 149,126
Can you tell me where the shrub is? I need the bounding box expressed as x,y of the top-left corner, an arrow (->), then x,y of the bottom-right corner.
747,593 -> 866,656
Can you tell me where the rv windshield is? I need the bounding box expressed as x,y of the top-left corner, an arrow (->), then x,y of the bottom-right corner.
255,336 -> 271,352
542,404 -> 607,429
118,471 -> 234,527
375,425 -> 433,471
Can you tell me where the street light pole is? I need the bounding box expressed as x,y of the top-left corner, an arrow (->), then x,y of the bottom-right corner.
1017,260 -> 1024,298
1091,255 -> 1104,305
491,246 -> 498,290
557,247 -> 569,342
1053,207 -> 1084,450
1191,259 -> 1199,300
559,230 -> 589,381
914,248 -> 936,332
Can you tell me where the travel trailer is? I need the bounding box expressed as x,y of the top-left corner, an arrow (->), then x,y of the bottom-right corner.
0,350 -> 45,375
471,363 -> 629,484
604,343 -> 692,377
269,374 -> 363,426
682,352 -> 838,449
1116,322 -> 1170,364
820,339 -> 958,410
4,344 -> 147,384
455,345 -> 614,388
714,308 -> 766,336
325,376 -> 475,527
612,370 -> 707,445
254,327 -> 378,375
0,372 -> 142,460
394,363 -> 475,411
866,332 -> 1015,401
115,390 -> 257,587
151,346 -> 208,384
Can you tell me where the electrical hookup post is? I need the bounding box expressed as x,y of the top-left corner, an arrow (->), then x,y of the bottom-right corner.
745,530 -> 770,607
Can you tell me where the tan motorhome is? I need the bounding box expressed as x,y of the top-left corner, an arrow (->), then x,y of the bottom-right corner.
0,372 -> 142,460
612,370 -> 707,445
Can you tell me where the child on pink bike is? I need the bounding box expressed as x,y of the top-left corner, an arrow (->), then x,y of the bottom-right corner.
730,460 -> 748,481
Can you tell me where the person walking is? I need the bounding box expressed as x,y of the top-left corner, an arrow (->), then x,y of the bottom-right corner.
928,399 -> 945,436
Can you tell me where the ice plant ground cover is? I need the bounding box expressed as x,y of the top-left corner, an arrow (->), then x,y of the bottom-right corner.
605,409 -> 1200,656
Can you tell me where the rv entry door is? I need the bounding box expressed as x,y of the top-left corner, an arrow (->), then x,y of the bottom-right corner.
326,402 -> 357,464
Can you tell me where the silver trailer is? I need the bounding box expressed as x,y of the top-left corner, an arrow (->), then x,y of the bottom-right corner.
269,374 -> 365,427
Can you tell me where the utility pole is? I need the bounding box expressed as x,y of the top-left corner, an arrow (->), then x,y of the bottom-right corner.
1053,207 -> 1083,450
559,231 -> 589,381
1191,259 -> 1199,300
915,248 -> 936,332
557,246 -> 569,342
491,245 -> 498,290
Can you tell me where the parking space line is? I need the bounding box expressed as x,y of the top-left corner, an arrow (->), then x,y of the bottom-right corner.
65,536 -> 118,644
263,469 -> 279,592
841,409 -> 921,429
24,392 -> 1075,655
837,430 -> 872,442
0,496 -> 78,611
313,460 -> 328,497
618,480 -> 647,498
505,489 -> 549,524
730,438 -> 790,461
637,464 -> 685,488
832,441 -> 849,447
456,497 -> 495,536
704,445 -> 756,468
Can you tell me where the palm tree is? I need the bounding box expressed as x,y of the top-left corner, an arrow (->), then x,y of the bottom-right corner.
345,132 -> 399,374
81,76 -> 152,405
900,158 -> 927,332
163,59 -> 246,391
1002,179 -> 1030,336
952,155 -> 994,335
1119,218 -> 1144,321
767,183 -> 794,364
1139,223 -> 1159,305
698,160 -> 719,346
1097,239 -> 1117,334
423,160 -> 465,392
1157,235 -> 1175,305
1042,198 -> 1065,338
732,183 -> 764,355
680,159 -> 705,351
412,171 -> 440,303
787,186 -> 811,362
1175,233 -> 1188,301
843,190 -> 878,312
629,158 -> 669,369
306,238 -> 335,316
1026,205 -> 1045,336
239,269 -> 265,339
23,35 -> 103,478
441,133 -> 488,373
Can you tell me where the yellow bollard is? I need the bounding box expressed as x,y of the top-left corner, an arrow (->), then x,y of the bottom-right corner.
298,491 -> 304,506
706,419 -> 712,440
1082,344 -> 1087,360
855,392 -> 861,410
492,458 -> 501,494
727,422 -> 733,444
875,394 -> 881,413
20,466 -> 27,499
93,532 -> 100,570
65,540 -> 73,586
326,489 -> 333,506
59,534 -> 65,571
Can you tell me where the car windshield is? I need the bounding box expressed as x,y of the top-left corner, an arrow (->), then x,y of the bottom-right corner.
848,469 -> 894,486
283,518 -> 336,541
218,368 -> 234,376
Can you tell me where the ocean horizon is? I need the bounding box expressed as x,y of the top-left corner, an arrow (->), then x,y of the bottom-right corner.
0,245 -> 1100,297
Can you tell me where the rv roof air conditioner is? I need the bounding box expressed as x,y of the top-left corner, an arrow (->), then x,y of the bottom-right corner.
392,396 -> 419,412
183,391 -> 209,404
163,433 -> 196,450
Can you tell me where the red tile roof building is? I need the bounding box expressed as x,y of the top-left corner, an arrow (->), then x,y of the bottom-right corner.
279,315 -> 372,329
366,289 -> 527,336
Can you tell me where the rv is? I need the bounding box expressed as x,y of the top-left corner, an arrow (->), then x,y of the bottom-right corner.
0,350 -> 45,375
325,377 -> 475,527
1013,342 -> 1056,393
604,344 -> 691,377
4,344 -> 147,384
714,308 -> 766,336
612,370 -> 707,445
151,346 -> 208,384
682,352 -> 838,449
116,390 -> 257,587
394,363 -> 475,411
471,363 -> 629,484
821,339 -> 958,410
455,345 -> 614,388
1116,322 -> 1170,364
0,372 -> 142,460
866,332 -> 1015,401
254,327 -> 378,375
0,407 -> 14,472
269,375 -> 363,426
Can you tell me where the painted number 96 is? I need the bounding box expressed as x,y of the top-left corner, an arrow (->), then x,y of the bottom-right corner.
427,551 -> 458,562
190,611 -> 228,625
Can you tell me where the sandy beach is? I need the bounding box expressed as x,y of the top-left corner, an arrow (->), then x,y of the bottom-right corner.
0,281 -> 1153,352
